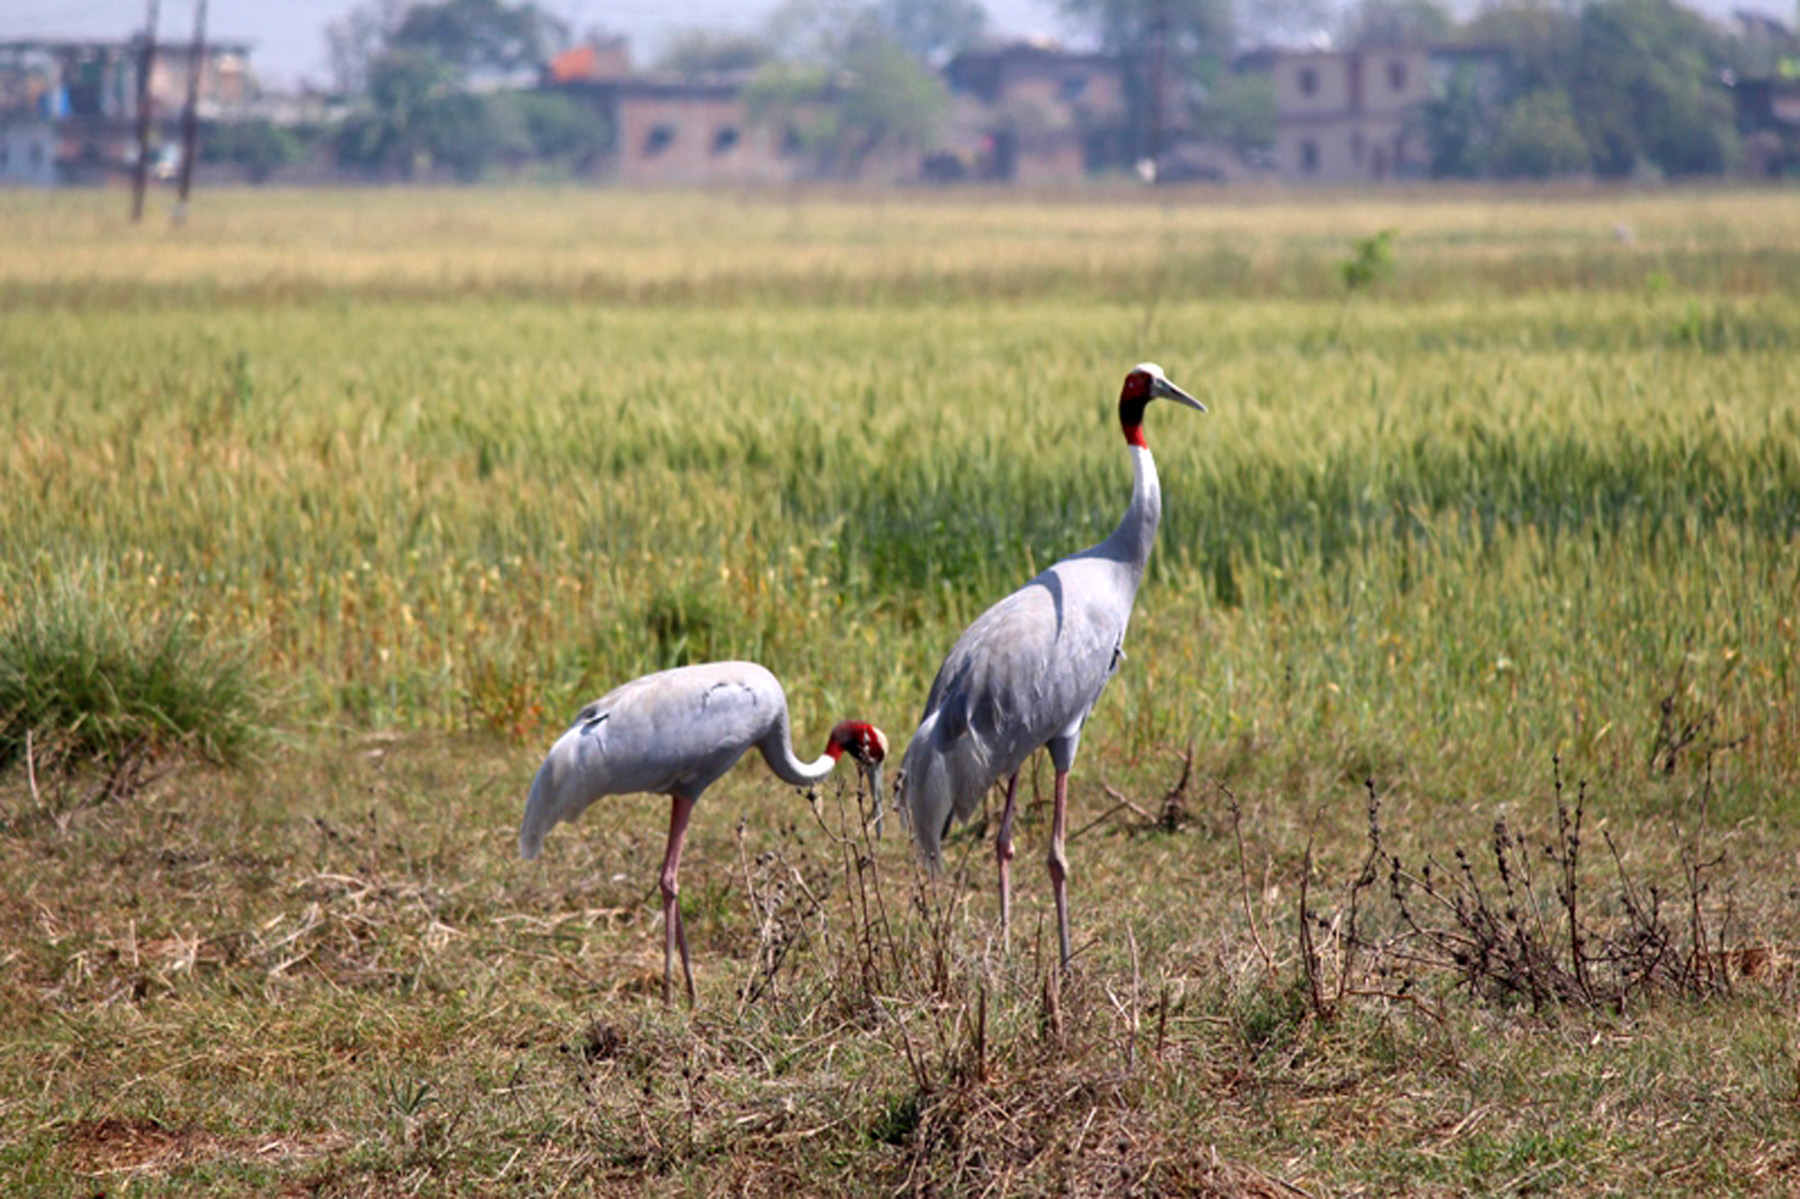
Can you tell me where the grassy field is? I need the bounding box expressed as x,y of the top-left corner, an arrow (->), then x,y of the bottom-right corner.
2,184 -> 1799,1195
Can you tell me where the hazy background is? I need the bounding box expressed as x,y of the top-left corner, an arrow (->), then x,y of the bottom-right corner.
4,0 -> 1066,88
8,0 -> 1793,91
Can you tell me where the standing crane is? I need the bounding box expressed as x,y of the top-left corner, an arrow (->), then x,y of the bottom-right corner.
897,363 -> 1204,970
520,661 -> 888,1005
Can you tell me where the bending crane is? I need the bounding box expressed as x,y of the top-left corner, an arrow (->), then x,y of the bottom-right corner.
521,660 -> 887,1005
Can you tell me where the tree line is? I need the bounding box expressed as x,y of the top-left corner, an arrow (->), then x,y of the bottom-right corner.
201,0 -> 1797,182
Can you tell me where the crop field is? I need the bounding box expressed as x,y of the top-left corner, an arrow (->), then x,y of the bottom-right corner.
2,185 -> 1799,1195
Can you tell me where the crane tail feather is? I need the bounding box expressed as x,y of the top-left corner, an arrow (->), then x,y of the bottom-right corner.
898,712 -> 995,872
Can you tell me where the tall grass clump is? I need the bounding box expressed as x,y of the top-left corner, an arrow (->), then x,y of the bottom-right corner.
0,579 -> 268,779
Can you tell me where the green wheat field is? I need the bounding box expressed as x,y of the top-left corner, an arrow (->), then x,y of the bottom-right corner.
2,185 -> 1798,1194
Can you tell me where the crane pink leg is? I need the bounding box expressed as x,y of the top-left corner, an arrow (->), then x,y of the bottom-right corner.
1047,769 -> 1072,971
660,793 -> 698,1006
994,772 -> 1021,950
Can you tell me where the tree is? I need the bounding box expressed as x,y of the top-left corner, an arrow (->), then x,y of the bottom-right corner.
330,0 -> 594,180
1340,0 -> 1453,48
1460,2 -> 1578,98
1234,0 -> 1331,48
389,0 -> 568,83
200,119 -> 310,183
748,0 -> 951,177
418,92 -> 504,179
871,0 -> 988,65
833,30 -> 952,154
1457,0 -> 1737,180
326,0 -> 406,95
1567,0 -> 1736,177
748,33 -> 948,176
1418,63 -> 1495,178
1488,87 -> 1589,178
335,47 -> 459,177
504,91 -> 610,171
1058,0 -> 1235,162
1191,69 -> 1274,156
656,30 -> 775,75
329,0 -> 569,93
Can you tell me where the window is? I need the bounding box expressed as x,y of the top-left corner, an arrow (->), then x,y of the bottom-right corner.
1058,74 -> 1088,103
643,124 -> 676,156
1388,61 -> 1407,92
1299,139 -> 1319,173
1297,66 -> 1317,97
712,126 -> 739,155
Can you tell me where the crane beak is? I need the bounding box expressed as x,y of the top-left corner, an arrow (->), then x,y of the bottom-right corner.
1154,375 -> 1206,413
860,760 -> 886,839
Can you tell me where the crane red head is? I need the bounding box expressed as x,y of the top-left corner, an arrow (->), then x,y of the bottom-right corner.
828,720 -> 890,837
1119,362 -> 1205,448
828,720 -> 888,766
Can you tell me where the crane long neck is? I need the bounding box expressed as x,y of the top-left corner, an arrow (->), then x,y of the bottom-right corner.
758,710 -> 843,786
1101,443 -> 1162,576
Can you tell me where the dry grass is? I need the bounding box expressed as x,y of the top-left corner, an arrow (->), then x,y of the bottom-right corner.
3,186 -> 1800,308
5,735 -> 1798,1195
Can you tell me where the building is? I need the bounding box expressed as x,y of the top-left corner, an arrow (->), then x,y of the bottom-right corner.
545,37 -> 1133,187
0,38 -> 254,185
552,67 -> 807,186
548,40 -> 804,185
1732,69 -> 1800,176
612,76 -> 800,186
1242,44 -> 1433,183
940,40 -> 1129,183
549,39 -> 938,186
1725,11 -> 1800,178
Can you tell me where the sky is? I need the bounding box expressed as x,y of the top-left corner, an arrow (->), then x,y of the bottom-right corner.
2,0 -> 1792,92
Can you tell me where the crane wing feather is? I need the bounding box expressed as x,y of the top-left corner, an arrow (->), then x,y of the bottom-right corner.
899,561 -> 1133,868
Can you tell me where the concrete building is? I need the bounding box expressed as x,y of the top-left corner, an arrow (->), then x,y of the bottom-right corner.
0,38 -> 254,185
549,40 -> 809,185
1733,72 -> 1800,176
940,40 -> 1129,183
1243,44 -> 1433,183
613,77 -> 798,186
547,36 -> 1134,186
550,37 -> 944,186
552,68 -> 807,186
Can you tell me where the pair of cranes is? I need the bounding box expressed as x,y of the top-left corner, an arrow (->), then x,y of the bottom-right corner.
518,364 -> 1205,1004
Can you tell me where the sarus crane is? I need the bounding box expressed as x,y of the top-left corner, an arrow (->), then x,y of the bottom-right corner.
897,363 -> 1204,970
520,661 -> 888,1005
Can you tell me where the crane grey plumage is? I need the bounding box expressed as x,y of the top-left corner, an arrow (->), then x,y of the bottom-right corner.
897,363 -> 1204,969
521,660 -> 887,1005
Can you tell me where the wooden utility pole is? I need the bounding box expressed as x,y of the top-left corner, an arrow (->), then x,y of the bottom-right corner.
175,0 -> 208,220
130,0 -> 161,222
1146,0 -> 1168,179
